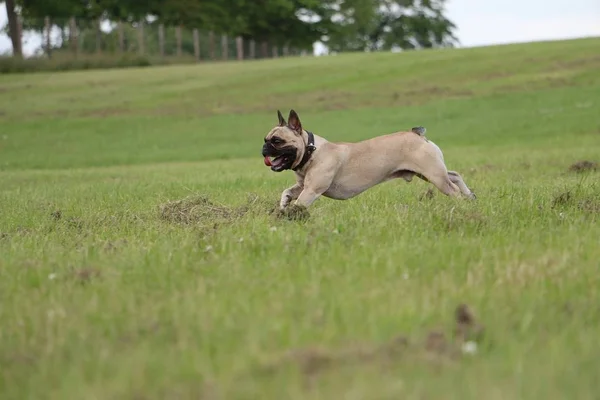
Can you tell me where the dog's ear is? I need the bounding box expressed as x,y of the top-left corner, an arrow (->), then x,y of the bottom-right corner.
287,109 -> 302,133
277,110 -> 286,126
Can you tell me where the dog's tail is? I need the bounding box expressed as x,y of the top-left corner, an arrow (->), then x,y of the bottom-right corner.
411,126 -> 426,136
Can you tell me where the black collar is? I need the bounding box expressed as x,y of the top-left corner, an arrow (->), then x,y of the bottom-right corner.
292,131 -> 316,171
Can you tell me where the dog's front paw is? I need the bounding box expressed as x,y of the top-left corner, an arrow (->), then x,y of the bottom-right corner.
279,204 -> 310,221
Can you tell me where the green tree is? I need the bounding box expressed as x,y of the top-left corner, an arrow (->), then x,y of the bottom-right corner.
324,0 -> 457,52
5,0 -> 458,58
232,0 -> 328,51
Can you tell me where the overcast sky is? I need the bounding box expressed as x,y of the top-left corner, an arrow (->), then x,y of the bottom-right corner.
1,0 -> 599,56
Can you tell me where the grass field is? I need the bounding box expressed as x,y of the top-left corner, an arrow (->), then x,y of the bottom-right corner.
1,37 -> 599,399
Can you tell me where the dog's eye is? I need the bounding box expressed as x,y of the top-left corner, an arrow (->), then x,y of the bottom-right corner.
271,138 -> 282,144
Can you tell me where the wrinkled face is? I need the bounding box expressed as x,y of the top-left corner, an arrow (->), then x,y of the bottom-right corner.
261,109 -> 305,172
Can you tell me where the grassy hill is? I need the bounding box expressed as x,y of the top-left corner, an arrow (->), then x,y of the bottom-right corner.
0,37 -> 599,399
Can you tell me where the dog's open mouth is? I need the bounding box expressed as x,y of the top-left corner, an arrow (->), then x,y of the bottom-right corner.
262,143 -> 296,172
264,155 -> 291,171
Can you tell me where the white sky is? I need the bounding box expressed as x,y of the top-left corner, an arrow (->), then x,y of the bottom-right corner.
1,0 -> 599,56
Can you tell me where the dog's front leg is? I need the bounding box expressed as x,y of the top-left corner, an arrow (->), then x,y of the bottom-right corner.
279,183 -> 303,210
279,187 -> 324,221
279,165 -> 337,221
293,171 -> 335,209
294,188 -> 323,209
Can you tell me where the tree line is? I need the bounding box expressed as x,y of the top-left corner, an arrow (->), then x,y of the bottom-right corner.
3,0 -> 458,58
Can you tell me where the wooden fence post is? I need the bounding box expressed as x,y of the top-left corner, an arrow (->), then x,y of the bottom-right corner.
249,39 -> 255,59
44,16 -> 52,57
69,17 -> 78,55
158,24 -> 165,57
208,31 -> 215,60
235,36 -> 243,60
176,25 -> 182,57
221,34 -> 228,60
193,29 -> 200,61
261,41 -> 268,58
138,19 -> 144,55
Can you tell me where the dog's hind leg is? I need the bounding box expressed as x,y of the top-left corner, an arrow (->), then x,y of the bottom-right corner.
448,170 -> 476,199
411,140 -> 469,199
427,173 -> 461,198
410,161 -> 461,198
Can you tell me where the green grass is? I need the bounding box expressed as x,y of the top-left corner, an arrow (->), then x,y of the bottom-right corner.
1,37 -> 599,399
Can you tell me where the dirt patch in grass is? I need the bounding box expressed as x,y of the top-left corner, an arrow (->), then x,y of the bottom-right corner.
274,204 -> 311,222
568,160 -> 598,173
78,107 -> 135,118
578,199 -> 600,214
71,267 -> 102,284
158,193 -> 275,227
404,86 -> 475,99
554,55 -> 600,70
256,304 -> 484,380
493,76 -> 575,94
480,71 -> 515,81
551,189 -> 599,214
159,195 -> 235,225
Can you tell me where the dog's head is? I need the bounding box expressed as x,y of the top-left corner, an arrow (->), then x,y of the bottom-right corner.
261,109 -> 306,172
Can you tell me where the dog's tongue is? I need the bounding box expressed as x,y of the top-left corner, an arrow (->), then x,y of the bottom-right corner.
264,156 -> 272,167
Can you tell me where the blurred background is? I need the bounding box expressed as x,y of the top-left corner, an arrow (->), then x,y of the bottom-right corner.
1,0 -> 599,69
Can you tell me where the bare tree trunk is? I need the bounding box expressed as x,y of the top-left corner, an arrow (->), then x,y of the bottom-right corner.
235,36 -> 243,60
5,0 -> 22,57
44,16 -> 52,58
283,44 -> 289,57
208,31 -> 215,60
95,17 -> 102,54
158,24 -> 165,57
193,29 -> 200,61
221,34 -> 228,60
138,20 -> 145,55
176,25 -> 182,57
249,39 -> 255,59
69,17 -> 78,55
272,45 -> 278,58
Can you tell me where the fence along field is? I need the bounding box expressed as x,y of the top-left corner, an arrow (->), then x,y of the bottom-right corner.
2,15 -> 306,73
36,17 -> 304,60
0,36 -> 599,399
